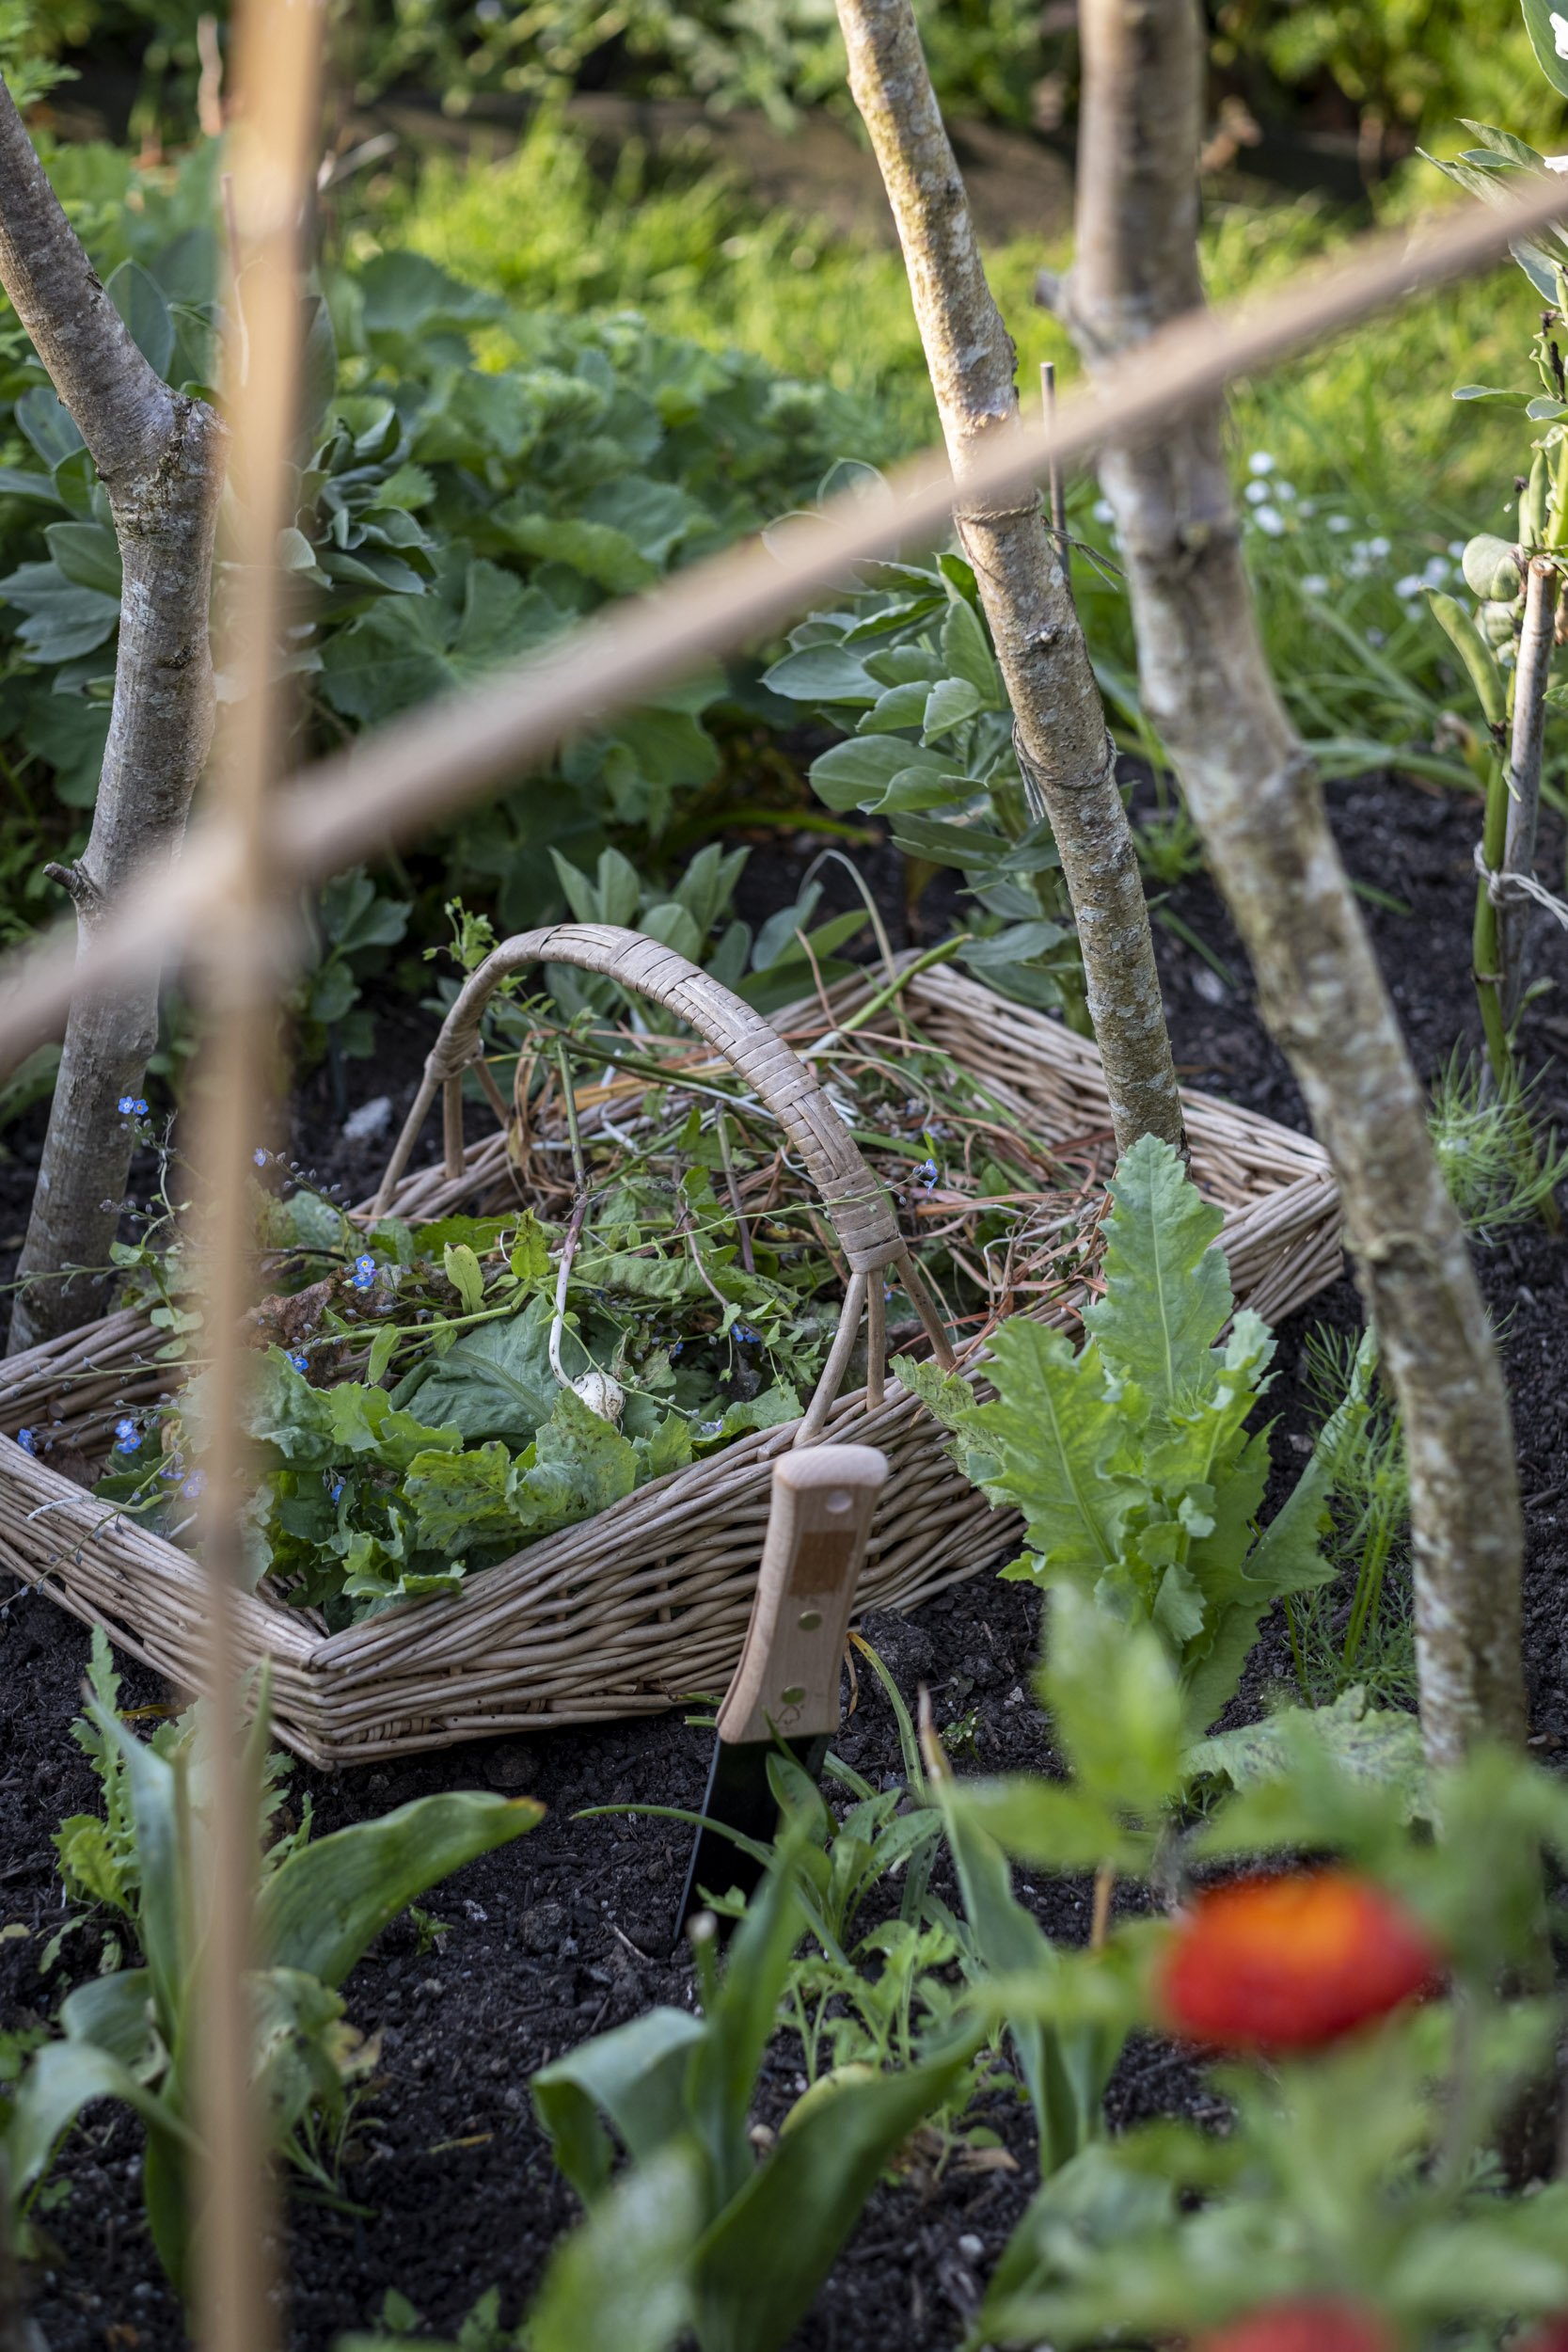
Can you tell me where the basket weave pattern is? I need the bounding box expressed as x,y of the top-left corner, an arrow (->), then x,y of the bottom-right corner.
0,948 -> 1341,1765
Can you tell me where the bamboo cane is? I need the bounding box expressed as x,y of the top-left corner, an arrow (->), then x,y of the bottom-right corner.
185,5 -> 323,2348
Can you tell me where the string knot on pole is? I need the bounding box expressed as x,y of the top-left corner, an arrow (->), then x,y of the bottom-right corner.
1472,838 -> 1568,928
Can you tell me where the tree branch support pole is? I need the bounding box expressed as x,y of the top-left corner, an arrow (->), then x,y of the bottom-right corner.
0,75 -> 224,1355
832,0 -> 1184,1158
1500,553 -> 1558,1031
1065,0 -> 1526,1765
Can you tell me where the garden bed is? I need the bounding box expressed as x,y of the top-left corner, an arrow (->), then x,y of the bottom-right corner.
2,766 -> 1566,2349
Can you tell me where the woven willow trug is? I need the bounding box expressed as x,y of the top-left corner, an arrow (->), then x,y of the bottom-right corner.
0,936 -> 1341,1767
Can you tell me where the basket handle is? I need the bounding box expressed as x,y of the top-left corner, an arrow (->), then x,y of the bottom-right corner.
368,922 -> 955,1438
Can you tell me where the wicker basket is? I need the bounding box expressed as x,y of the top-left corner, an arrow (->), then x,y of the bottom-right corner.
0,927 -> 1342,1766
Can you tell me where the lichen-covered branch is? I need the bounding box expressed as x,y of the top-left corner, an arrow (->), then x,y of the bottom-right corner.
1,72 -> 224,1355
832,0 -> 1184,1158
1065,0 -> 1526,1763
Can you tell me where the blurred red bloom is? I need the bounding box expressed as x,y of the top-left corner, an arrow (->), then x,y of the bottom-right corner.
1517,2326 -> 1568,2352
1159,1869 -> 1440,2053
1198,2299 -> 1396,2352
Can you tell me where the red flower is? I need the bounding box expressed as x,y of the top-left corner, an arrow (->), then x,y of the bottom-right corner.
1517,2326 -> 1568,2352
1198,2300 -> 1396,2352
1159,1870 -> 1440,2054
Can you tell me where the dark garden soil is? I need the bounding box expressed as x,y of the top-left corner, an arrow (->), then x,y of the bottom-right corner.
2,767 -> 1566,2350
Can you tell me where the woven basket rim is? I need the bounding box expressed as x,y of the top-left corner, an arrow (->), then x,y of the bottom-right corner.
0,958 -> 1339,1698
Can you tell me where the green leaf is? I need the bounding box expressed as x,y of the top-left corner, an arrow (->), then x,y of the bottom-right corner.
941,596 -> 999,698
58,1968 -> 157,2072
399,1294 -> 559,1442
6,2036 -> 196,2198
1189,1686 -> 1428,1820
319,560 -> 564,724
762,644 -> 879,706
1084,1135 -> 1230,1415
15,387 -> 82,470
499,505 -> 658,594
693,2036 -> 981,2352
0,464 -> 65,505
257,1789 -> 542,1988
0,561 -> 119,662
44,521 -> 122,597
534,2008 -> 706,2205
405,1440 -> 522,1550
943,1777 -> 1148,1873
968,1320 -> 1139,1581
324,1382 -> 464,1470
1428,590 -> 1507,728
857,679 -> 930,733
105,261 -> 175,379
356,249 -> 503,338
1040,1585 -> 1184,1820
87,1704 -> 184,2027
808,733 -> 954,812
508,1212 -> 554,1283
1459,119 -> 1546,167
21,690 -> 111,805
1521,0 -> 1568,95
960,920 -> 1070,968
688,1850 -> 812,2206
443,1242 -> 485,1315
936,1767 -> 1111,2172
531,2147 -> 700,2352
922,675 -> 986,738
247,1350 -> 338,1466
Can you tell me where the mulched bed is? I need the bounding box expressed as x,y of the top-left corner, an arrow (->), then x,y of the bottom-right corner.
2,766 -> 1565,2350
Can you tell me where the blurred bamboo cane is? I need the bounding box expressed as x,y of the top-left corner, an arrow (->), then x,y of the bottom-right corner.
186,5 -> 324,2349
2,165 -> 1568,1074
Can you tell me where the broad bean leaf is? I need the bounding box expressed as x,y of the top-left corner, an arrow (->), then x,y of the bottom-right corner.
257,1788 -> 542,1987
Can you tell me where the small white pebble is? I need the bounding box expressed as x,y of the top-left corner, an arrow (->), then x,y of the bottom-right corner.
342,1094 -> 393,1142
1194,967 -> 1228,1006
958,2234 -> 985,2264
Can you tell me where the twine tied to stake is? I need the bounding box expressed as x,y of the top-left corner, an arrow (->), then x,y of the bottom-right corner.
1472,839 -> 1568,929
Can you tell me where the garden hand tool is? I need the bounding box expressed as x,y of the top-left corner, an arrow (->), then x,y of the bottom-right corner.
675,1442 -> 888,1937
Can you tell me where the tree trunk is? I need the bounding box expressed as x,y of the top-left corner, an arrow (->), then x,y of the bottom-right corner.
832,0 -> 1185,1158
1,73 -> 224,1356
1064,0 -> 1526,1765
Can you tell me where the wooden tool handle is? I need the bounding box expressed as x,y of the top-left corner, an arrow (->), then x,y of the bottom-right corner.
717,1444 -> 887,1746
